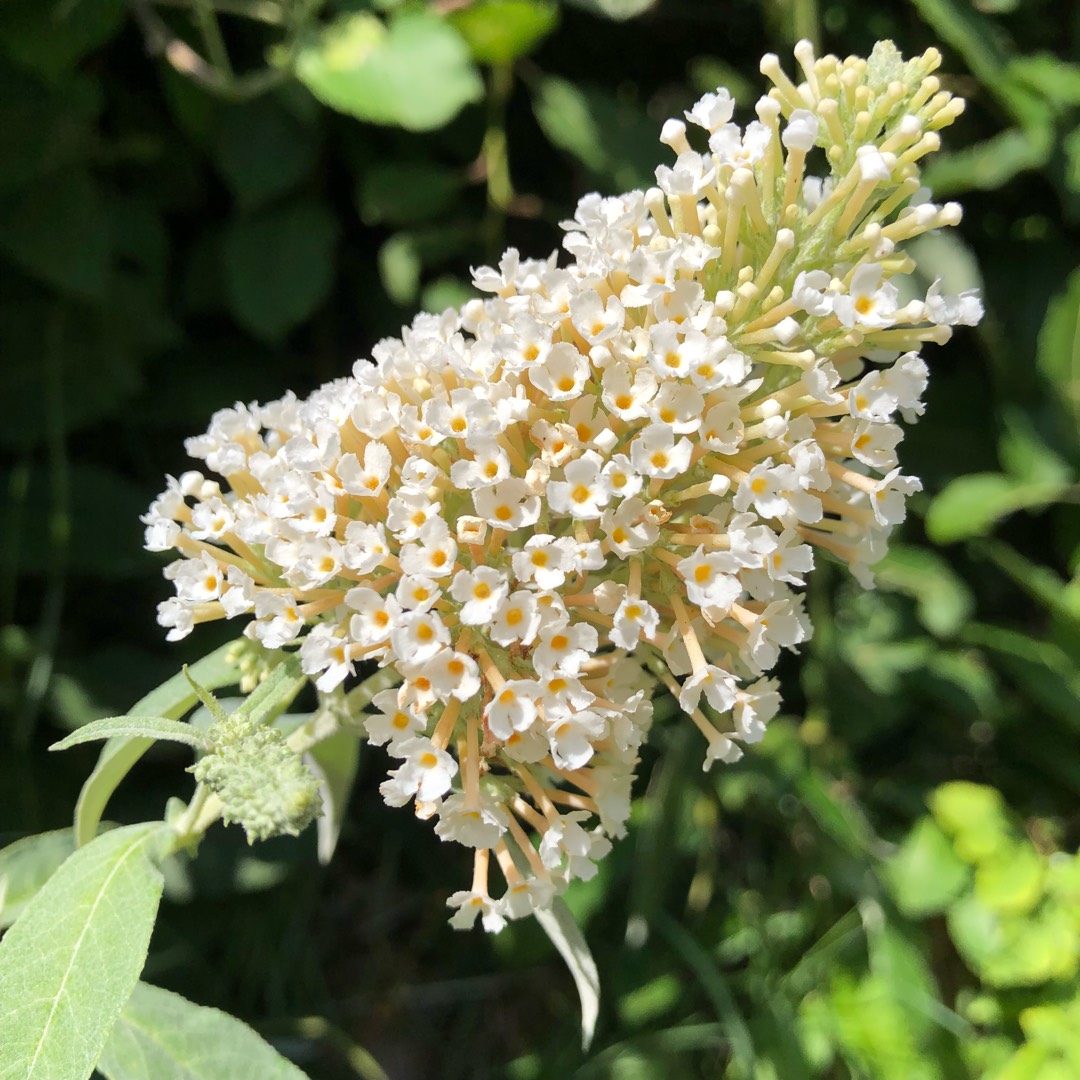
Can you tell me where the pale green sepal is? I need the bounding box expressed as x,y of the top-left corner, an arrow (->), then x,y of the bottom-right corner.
97,981 -> 310,1080
51,716 -> 208,753
74,641 -> 242,847
0,823 -> 172,1080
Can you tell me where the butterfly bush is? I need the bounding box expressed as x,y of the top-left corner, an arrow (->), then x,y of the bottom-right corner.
145,41 -> 981,932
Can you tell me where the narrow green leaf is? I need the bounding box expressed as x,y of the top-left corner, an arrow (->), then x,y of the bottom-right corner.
222,198 -> 338,343
97,982 -> 309,1080
653,912 -> 755,1070
306,730 -> 361,865
51,716 -> 208,752
294,11 -> 482,132
74,641 -> 241,847
534,897 -> 600,1052
0,828 -> 78,929
0,823 -> 170,1080
926,472 -> 1068,544
449,0 -> 558,65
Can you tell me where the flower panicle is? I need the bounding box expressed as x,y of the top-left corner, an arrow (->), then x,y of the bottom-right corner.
143,40 -> 981,930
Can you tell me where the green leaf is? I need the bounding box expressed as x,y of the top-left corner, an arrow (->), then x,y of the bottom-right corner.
449,0 -> 558,64
0,0 -> 125,82
222,199 -> 338,343
930,782 -> 1011,863
874,546 -> 974,637
0,823 -> 170,1080
357,162 -> 464,227
378,233 -> 422,305
1037,266 -> 1080,428
74,641 -> 241,847
51,715 -> 208,752
0,828 -> 77,929
961,623 -> 1080,729
887,817 -> 970,918
925,473 -> 1068,544
97,982 -> 309,1080
922,128 -> 1051,196
294,11 -> 482,132
1006,55 -> 1080,109
532,77 -> 656,190
534,897 -> 601,1052
975,841 -> 1045,917
948,894 -> 1078,987
0,167 -> 110,297
306,729 -> 361,865
213,96 -> 320,211
562,0 -> 657,19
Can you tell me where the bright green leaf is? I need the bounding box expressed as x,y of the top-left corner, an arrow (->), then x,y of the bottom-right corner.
887,817 -> 970,918
97,982 -> 309,1080
294,11 -> 482,132
1006,55 -> 1080,109
305,729 -> 360,865
75,642 -> 241,847
975,841 -> 1045,917
0,168 -> 109,297
948,894 -> 1078,987
449,0 -> 558,65
0,823 -> 170,1080
223,199 -> 338,342
51,715 -> 208,752
925,472 -> 1068,544
930,782 -> 1011,863
0,828 -> 77,929
1037,266 -> 1080,427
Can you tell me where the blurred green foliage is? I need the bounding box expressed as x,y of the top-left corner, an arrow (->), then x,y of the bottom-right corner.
1,0 -> 1078,1076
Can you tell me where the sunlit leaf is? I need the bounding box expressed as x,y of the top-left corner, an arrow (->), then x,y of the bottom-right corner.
0,823 -> 170,1080
887,817 -> 969,918
294,12 -> 482,132
97,982 -> 309,1080
449,0 -> 558,64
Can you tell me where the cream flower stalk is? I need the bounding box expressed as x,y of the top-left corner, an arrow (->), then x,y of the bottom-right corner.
145,40 -> 980,930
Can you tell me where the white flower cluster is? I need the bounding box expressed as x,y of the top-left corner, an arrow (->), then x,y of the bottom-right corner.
145,40 -> 980,931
